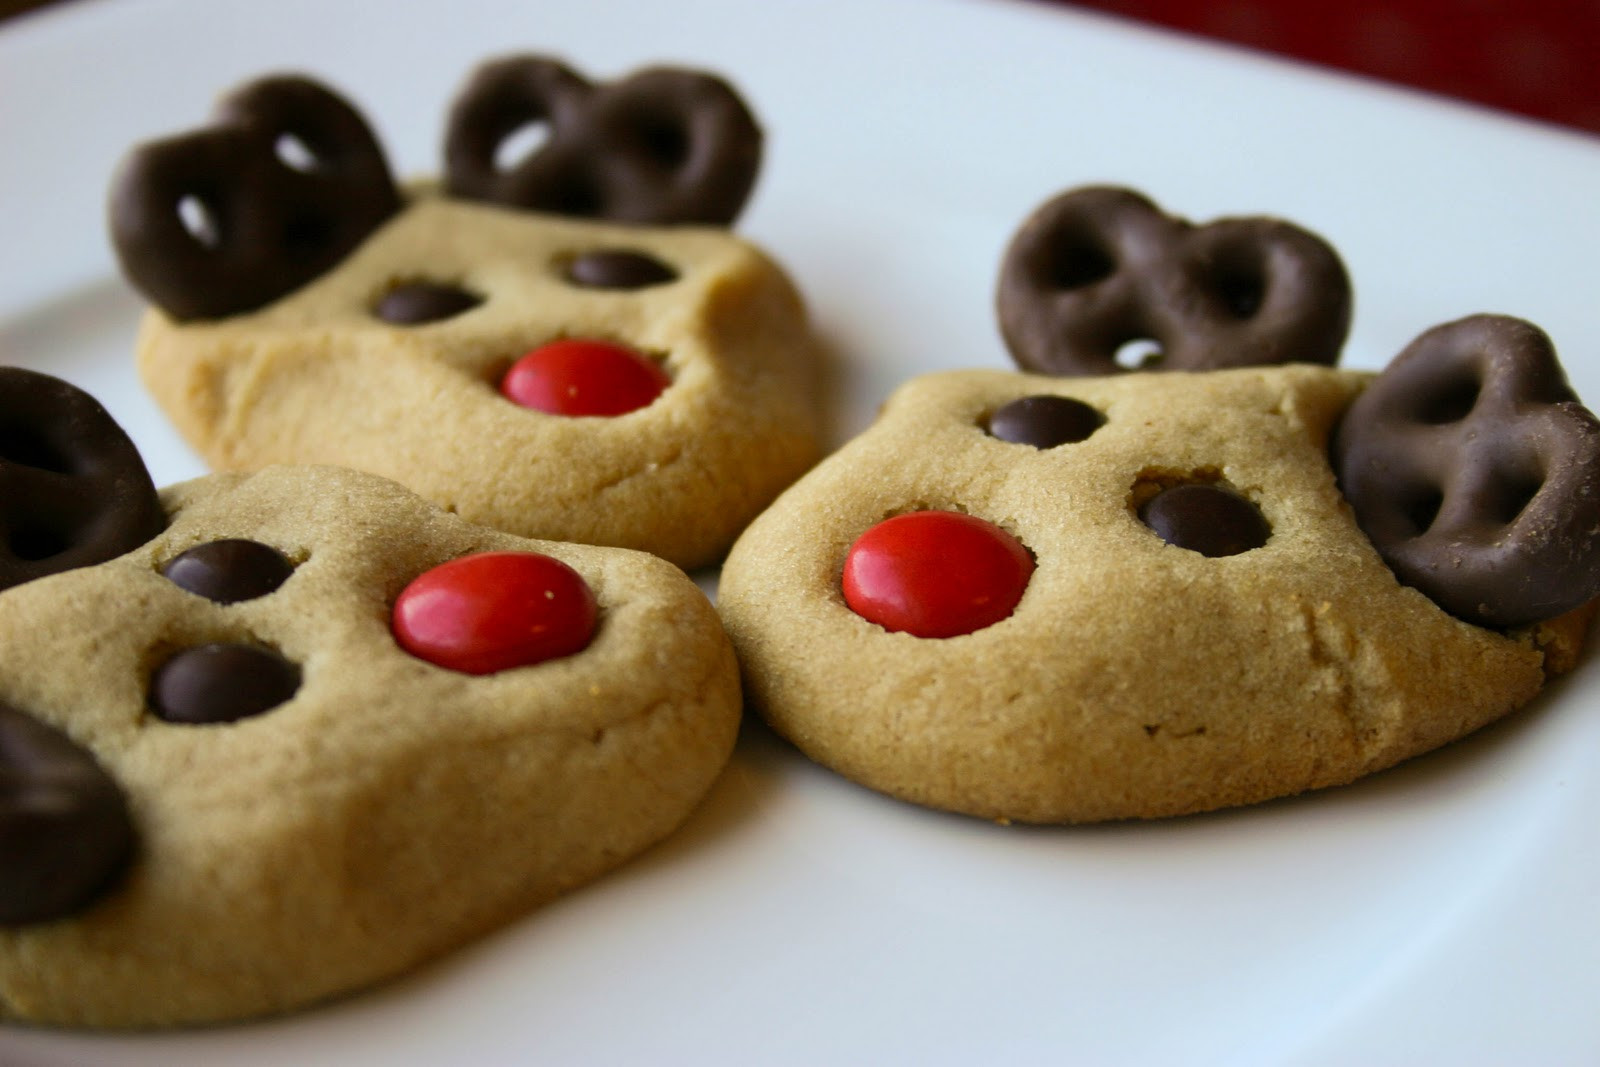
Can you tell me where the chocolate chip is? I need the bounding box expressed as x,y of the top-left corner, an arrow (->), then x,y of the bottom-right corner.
1140,484 -> 1270,557
997,185 -> 1352,376
161,539 -> 295,604
150,644 -> 301,725
1333,314 -> 1600,627
564,249 -> 677,290
987,395 -> 1102,448
0,368 -> 166,593
373,282 -> 483,325
444,55 -> 763,226
109,74 -> 401,321
0,702 -> 135,925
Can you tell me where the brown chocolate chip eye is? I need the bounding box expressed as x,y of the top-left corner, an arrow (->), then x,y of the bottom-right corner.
373,282 -> 483,325
149,644 -> 301,725
1140,484 -> 1270,557
0,702 -> 136,925
986,395 -> 1103,448
161,539 -> 294,604
564,249 -> 678,290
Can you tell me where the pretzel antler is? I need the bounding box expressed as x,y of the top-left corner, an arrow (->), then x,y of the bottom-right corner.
443,54 -> 762,226
109,75 -> 401,321
996,186 -> 1352,376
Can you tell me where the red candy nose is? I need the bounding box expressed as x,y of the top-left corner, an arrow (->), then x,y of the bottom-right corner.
841,511 -> 1034,638
500,338 -> 671,416
393,551 -> 598,674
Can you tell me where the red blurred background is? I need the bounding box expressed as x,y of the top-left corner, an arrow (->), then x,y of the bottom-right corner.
3,0 -> 1598,137
1053,0 -> 1600,136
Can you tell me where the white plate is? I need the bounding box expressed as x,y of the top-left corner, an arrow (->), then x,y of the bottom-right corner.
4,0 -> 1600,1062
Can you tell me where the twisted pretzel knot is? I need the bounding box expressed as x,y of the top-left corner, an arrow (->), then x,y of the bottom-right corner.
109,75 -> 401,321
996,186 -> 1352,376
0,368 -> 165,591
1334,314 -> 1600,627
443,54 -> 762,226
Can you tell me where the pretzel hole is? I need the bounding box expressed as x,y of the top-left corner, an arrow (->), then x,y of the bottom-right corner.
544,174 -> 603,217
274,133 -> 319,173
6,518 -> 73,563
1487,471 -> 1544,527
177,195 -> 220,249
0,426 -> 77,474
1399,486 -> 1443,536
1211,259 -> 1265,319
1042,230 -> 1115,290
281,211 -> 336,260
1115,339 -> 1163,370
494,121 -> 552,173
623,110 -> 690,169
1413,376 -> 1480,425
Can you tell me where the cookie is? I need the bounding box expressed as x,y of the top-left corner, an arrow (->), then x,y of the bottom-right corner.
719,364 -> 1593,823
0,463 -> 740,1027
113,57 -> 822,570
719,185 -> 1595,823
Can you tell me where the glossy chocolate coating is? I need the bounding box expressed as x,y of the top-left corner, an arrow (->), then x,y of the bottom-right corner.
149,644 -> 301,725
373,282 -> 483,325
565,249 -> 678,290
110,75 -> 401,321
1333,314 -> 1600,627
0,701 -> 135,925
997,186 -> 1352,376
445,54 -> 762,226
0,368 -> 166,592
161,539 -> 294,604
1140,484 -> 1270,557
986,394 -> 1103,448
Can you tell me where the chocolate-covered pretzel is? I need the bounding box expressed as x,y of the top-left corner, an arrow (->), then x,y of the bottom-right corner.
444,54 -> 762,226
110,75 -> 401,321
0,368 -> 165,592
996,186 -> 1352,376
1334,314 -> 1600,627
0,701 -> 135,925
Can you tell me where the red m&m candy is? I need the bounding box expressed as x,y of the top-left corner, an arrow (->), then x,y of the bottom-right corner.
500,338 -> 671,416
841,511 -> 1034,638
393,551 -> 598,674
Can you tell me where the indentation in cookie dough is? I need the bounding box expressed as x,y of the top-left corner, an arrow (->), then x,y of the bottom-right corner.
594,443 -> 686,494
1142,723 -> 1208,739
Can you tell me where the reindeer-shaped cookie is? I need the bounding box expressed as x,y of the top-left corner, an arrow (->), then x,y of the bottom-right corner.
111,56 -> 821,571
718,186 -> 1600,824
0,369 -> 740,1027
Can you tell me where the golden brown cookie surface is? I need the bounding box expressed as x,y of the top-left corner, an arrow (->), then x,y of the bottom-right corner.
0,465 -> 740,1027
135,195 -> 823,570
719,366 -> 1589,824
